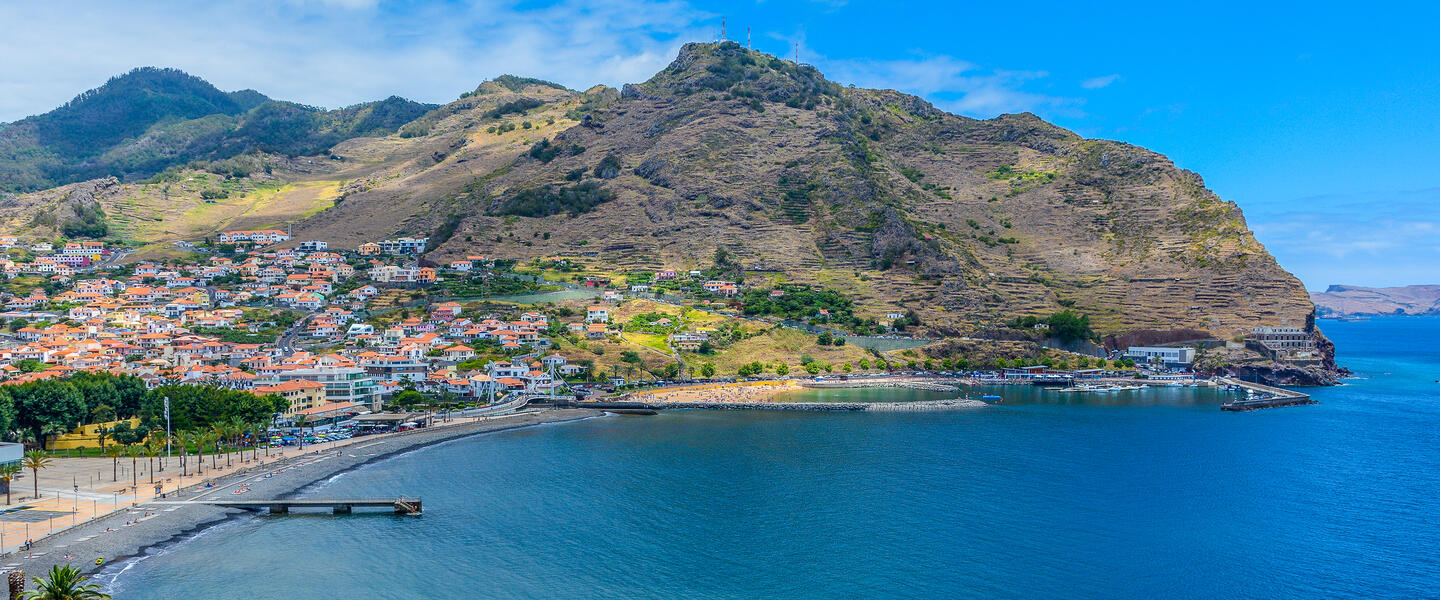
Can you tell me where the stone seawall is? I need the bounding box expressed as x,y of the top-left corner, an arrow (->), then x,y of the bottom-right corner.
573,399 -> 987,412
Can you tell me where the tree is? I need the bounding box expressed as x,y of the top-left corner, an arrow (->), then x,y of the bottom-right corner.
11,380 -> 86,447
816,330 -> 833,345
144,438 -> 162,484
94,425 -> 111,454
394,390 -> 424,410
12,360 -> 47,374
775,363 -> 790,376
858,358 -> 870,370
180,431 -> 201,475
22,564 -> 110,600
106,444 -> 123,482
111,421 -> 145,446
22,451 -> 50,500
207,431 -> 221,469
699,363 -> 716,378
293,415 -> 309,450
127,445 -> 142,487
1045,310 -> 1095,343
0,463 -> 20,505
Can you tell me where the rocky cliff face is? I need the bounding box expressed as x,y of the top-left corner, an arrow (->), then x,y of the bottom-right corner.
0,176 -> 118,238
401,42 -> 1314,345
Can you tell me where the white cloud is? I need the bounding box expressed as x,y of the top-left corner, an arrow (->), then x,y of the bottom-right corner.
0,0 -> 712,121
822,56 -> 1080,117
1081,74 -> 1120,89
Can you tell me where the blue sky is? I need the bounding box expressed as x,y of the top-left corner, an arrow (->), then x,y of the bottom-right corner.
3,0 -> 1437,289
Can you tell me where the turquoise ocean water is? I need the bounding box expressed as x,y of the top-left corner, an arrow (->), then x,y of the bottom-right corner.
105,317 -> 1440,598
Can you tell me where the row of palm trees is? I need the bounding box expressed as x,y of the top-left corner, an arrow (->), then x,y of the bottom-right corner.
1,417 -> 279,505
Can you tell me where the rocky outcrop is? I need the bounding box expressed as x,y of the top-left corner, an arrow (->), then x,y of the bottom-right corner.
1225,363 -> 1348,386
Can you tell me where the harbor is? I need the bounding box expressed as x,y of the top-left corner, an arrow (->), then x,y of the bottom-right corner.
1218,378 -> 1317,411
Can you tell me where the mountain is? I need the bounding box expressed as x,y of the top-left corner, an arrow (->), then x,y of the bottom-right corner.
0,67 -> 434,192
0,43 -> 1331,378
299,42 -> 1316,345
1312,285 -> 1440,316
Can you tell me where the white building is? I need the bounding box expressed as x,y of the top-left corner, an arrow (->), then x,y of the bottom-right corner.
380,237 -> 429,255
1125,346 -> 1196,365
266,367 -> 382,410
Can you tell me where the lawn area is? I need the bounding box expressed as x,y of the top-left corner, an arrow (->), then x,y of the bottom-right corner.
624,332 -> 672,354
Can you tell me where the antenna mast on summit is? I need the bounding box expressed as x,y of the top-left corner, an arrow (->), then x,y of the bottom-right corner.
794,42 -> 800,64
721,18 -> 726,41
747,27 -> 751,49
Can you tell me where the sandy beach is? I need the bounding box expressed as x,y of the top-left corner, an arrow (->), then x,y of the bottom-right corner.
0,408 -> 601,582
625,380 -> 803,404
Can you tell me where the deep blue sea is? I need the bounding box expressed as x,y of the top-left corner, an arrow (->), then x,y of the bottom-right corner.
105,317 -> 1440,599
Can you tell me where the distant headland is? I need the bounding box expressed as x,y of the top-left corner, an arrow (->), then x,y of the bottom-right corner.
1311,284 -> 1440,317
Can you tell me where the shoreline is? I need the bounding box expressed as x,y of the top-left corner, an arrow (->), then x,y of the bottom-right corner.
0,408 -> 602,584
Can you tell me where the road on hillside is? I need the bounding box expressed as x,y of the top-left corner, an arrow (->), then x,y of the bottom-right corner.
277,314 -> 313,356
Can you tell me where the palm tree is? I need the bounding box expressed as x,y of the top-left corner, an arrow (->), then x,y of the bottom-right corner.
143,438 -> 162,484
207,432 -> 221,470
222,418 -> 244,467
22,564 -> 110,599
0,463 -> 21,505
127,445 -> 142,488
21,451 -> 50,501
105,445 -> 123,482
251,421 -> 266,462
293,415 -> 309,450
178,431 -> 197,476
210,424 -> 228,468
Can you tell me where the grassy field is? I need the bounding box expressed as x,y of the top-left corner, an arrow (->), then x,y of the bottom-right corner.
623,331 -> 673,354
682,327 -> 874,375
105,175 -> 341,246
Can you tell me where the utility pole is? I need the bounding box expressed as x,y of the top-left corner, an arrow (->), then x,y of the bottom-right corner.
163,396 -> 172,461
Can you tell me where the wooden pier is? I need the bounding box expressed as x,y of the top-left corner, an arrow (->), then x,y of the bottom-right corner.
156,498 -> 422,515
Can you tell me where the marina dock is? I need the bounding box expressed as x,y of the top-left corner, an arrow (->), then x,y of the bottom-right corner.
155,498 -> 423,515
1219,378 -> 1316,411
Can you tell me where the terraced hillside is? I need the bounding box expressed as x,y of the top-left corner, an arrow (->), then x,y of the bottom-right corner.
386,42 -> 1313,343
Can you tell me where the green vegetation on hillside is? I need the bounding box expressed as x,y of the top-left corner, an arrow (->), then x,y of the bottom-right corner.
0,68 -> 433,192
1008,311 -> 1097,343
490,182 -> 615,218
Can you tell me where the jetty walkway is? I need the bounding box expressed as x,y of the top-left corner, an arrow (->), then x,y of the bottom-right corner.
1219,378 -> 1316,411
153,498 -> 422,515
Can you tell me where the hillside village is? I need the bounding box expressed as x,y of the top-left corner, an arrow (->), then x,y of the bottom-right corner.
1,224 -> 1319,417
